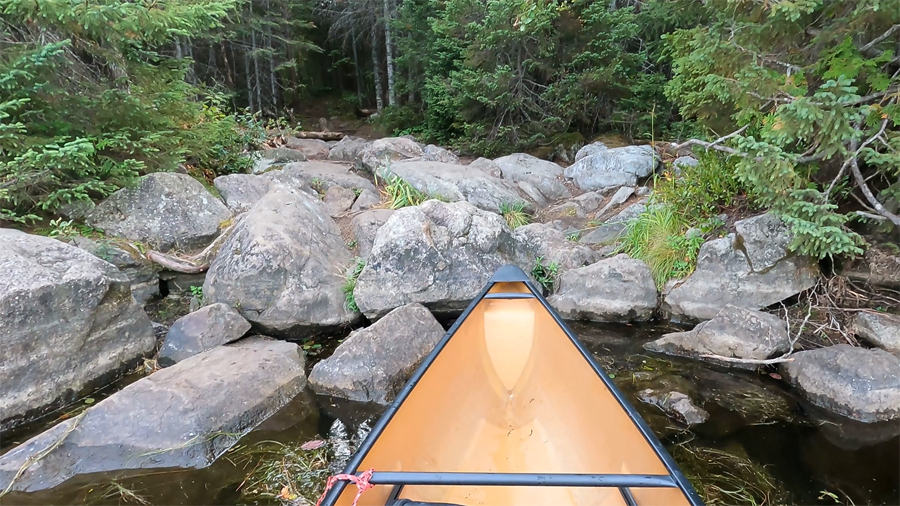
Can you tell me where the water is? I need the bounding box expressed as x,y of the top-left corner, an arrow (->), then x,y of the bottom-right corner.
3,323 -> 898,505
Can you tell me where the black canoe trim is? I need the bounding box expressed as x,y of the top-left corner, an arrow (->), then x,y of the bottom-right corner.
358,471 -> 677,488
319,265 -> 705,506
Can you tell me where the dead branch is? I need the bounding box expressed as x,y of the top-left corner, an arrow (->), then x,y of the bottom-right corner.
292,131 -> 345,141
144,215 -> 243,273
861,24 -> 900,53
848,135 -> 900,227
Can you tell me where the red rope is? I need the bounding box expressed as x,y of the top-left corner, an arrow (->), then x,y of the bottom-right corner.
316,468 -> 375,506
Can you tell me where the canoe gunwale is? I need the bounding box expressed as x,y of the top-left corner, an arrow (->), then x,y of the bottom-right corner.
337,471 -> 679,488
320,266 -> 705,506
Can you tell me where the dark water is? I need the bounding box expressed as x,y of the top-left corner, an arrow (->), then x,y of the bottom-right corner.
3,323 -> 899,506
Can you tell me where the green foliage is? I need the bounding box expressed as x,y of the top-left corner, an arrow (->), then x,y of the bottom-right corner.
190,286 -> 204,302
655,151 -> 751,224
380,175 -> 428,209
619,206 -> 705,288
531,256 -> 559,293
34,218 -> 102,239
343,257 -> 365,312
499,202 -> 531,230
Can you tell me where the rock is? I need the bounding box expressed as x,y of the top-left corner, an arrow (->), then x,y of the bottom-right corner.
204,190 -> 358,337
70,236 -> 161,304
734,213 -> 792,271
381,161 -> 527,213
0,337 -> 306,492
644,305 -> 789,368
159,271 -> 205,296
672,156 -> 699,175
284,137 -> 330,159
327,136 -> 370,162
356,137 -> 423,173
664,233 -> 818,321
86,173 -> 232,252
351,188 -> 382,212
323,185 -> 357,217
635,186 -> 652,197
351,209 -> 394,259
422,144 -> 459,164
263,146 -> 308,163
158,303 -> 252,366
638,389 -> 709,425
782,345 -> 900,422
309,304 -> 444,404
493,153 -> 570,205
844,245 -> 900,289
854,312 -> 900,356
579,199 -> 648,246
513,223 -> 598,270
564,145 -> 657,191
548,254 -> 657,322
575,142 -> 608,161
572,191 -> 605,213
251,157 -> 278,174
278,161 -> 376,195
594,186 -> 635,219
214,173 -> 281,214
58,199 -> 95,220
468,157 -> 502,178
0,230 -> 155,431
354,200 -> 529,319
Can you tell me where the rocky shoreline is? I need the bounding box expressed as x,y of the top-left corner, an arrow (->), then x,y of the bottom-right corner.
2,135 -> 899,493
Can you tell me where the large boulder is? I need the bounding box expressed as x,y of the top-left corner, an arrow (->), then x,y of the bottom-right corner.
158,303 -> 252,366
309,304 -> 444,404
284,137 -> 331,159
356,137 -> 423,173
69,236 -> 161,304
328,136 -> 370,162
468,157 -> 502,178
351,209 -> 395,259
278,161 -> 376,195
513,223 -> 598,270
854,312 -> 900,357
382,161 -> 528,213
493,153 -> 570,205
0,337 -> 307,492
0,230 -> 155,431
644,305 -> 790,369
663,221 -> 819,321
548,254 -> 658,322
782,345 -> 900,422
203,190 -> 358,337
354,200 -> 529,319
422,144 -> 459,164
323,185 -> 358,217
563,145 -> 657,191
575,142 -> 608,162
734,213 -> 793,271
86,172 -> 232,251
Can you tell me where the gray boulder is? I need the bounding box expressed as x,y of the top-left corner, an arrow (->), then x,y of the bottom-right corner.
278,161 -> 376,195
564,145 -> 657,190
493,153 -> 570,205
158,303 -> 252,366
734,213 -> 792,271
70,236 -> 161,304
357,137 -> 423,173
664,232 -> 818,321
351,209 -> 394,259
351,188 -> 382,212
513,223 -> 598,270
638,389 -> 708,426
284,137 -> 331,159
594,186 -> 635,219
672,156 -> 699,176
328,136 -> 370,162
309,304 -> 444,404
354,200 -> 529,319
382,161 -> 527,213
575,142 -> 609,161
213,173 -> 289,214
782,345 -> 900,422
323,185 -> 357,217
0,337 -> 306,492
422,144 -> 459,164
644,305 -> 790,369
0,230 -> 155,431
571,191 -> 606,213
579,199 -> 648,246
854,312 -> 900,356
262,146 -> 307,163
548,254 -> 657,322
468,157 -> 502,178
204,190 -> 358,337
87,172 -> 232,252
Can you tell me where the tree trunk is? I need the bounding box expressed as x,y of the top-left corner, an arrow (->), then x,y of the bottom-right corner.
249,0 -> 263,115
372,26 -> 384,111
352,25 -> 363,105
384,0 -> 396,107
243,35 -> 254,112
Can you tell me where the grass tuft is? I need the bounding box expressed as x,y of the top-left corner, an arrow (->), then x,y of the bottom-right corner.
618,205 -> 704,288
234,440 -> 330,505
343,257 -> 366,312
531,256 -> 559,293
379,175 -> 428,209
499,202 -> 531,229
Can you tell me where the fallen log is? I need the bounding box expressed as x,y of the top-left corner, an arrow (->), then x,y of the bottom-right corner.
293,131 -> 344,141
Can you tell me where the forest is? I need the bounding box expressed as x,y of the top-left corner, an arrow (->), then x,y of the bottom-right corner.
1,0 -> 898,259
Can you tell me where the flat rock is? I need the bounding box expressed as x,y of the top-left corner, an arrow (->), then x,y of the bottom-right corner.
214,173 -> 282,214
328,136 -> 370,162
0,230 -> 155,431
263,146 -> 307,163
284,137 -> 331,159
323,185 -> 357,217
854,312 -> 900,356
158,303 -> 252,366
356,137 -> 423,173
86,172 -> 232,251
351,209 -> 395,259
548,254 -> 657,323
579,199 -> 648,246
422,144 -> 459,164
204,190 -> 358,337
354,200 -> 530,319
0,337 -> 306,492
493,153 -> 570,205
644,305 -> 789,369
594,186 -> 634,219
782,345 -> 900,422
468,157 -> 502,178
309,304 -> 444,404
513,223 -> 598,270
564,145 -> 657,190
350,188 -> 382,212
278,161 -> 376,194
575,142 -> 608,161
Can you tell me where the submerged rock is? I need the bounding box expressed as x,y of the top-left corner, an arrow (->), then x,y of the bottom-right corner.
354,200 -> 529,319
87,172 -> 232,251
158,303 -> 252,366
564,145 -> 657,191
0,337 -> 306,493
204,190 -> 358,337
0,230 -> 155,431
548,254 -> 658,323
854,312 -> 900,356
309,304 -> 445,404
782,344 -> 900,422
638,389 -> 709,425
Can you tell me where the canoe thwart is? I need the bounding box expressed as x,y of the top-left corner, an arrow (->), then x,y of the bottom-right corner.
364,471 -> 678,488
483,292 -> 536,299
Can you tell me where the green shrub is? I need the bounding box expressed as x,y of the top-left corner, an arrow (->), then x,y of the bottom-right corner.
380,175 -> 428,209
619,205 -> 705,288
531,256 -> 559,293
499,202 -> 531,230
654,150 -> 750,224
